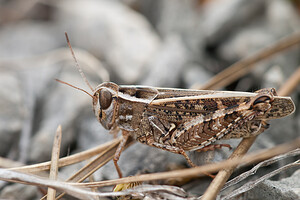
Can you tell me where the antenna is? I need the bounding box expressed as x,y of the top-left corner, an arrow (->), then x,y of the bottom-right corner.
55,79 -> 94,98
64,32 -> 95,92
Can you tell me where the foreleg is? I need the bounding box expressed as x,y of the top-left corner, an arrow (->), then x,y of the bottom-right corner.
113,131 -> 129,178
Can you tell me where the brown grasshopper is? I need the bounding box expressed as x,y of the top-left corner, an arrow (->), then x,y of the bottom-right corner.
58,33 -> 295,178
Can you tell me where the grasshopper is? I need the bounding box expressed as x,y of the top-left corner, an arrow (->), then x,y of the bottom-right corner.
58,33 -> 295,178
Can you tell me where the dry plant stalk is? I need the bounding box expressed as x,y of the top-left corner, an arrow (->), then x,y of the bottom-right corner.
65,137 -> 300,188
47,125 -> 62,200
0,168 -> 188,199
9,137 -> 122,173
0,138 -> 299,199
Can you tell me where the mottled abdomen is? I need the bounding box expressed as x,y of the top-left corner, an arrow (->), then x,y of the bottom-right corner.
174,111 -> 243,151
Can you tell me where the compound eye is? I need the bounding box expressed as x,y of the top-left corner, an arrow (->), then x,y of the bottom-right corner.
253,95 -> 271,105
270,88 -> 277,96
99,88 -> 112,110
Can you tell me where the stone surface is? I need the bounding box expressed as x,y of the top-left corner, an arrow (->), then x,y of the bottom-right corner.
55,0 -> 160,84
245,169 -> 300,200
76,109 -> 111,151
0,71 -> 23,157
140,0 -> 205,62
0,21 -> 61,58
0,184 -> 39,200
140,35 -> 188,87
202,0 -> 267,45
182,63 -> 213,89
28,57 -> 106,163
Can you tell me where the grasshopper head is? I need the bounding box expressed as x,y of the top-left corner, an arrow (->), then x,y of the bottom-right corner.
93,82 -> 119,130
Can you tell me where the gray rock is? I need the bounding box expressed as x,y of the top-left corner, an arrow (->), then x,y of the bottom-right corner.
28,59 -> 104,163
245,169 -> 300,200
0,21 -> 61,58
258,112 -> 298,147
262,65 -> 285,89
0,45 -> 109,163
140,0 -> 204,58
217,27 -> 276,63
0,184 -> 39,200
140,35 -> 188,87
266,0 -> 300,36
76,108 -> 112,151
17,65 -> 59,163
182,63 -> 213,89
0,71 -> 23,157
202,0 -> 267,45
55,0 -> 160,84
148,0 -> 200,37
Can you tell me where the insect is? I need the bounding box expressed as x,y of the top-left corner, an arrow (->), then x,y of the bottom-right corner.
58,33 -> 295,178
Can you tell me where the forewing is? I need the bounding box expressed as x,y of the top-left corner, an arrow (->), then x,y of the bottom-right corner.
147,90 -> 254,122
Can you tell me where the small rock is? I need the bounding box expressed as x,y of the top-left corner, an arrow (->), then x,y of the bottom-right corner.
217,27 -> 276,63
257,113 -> 297,148
0,184 -> 39,200
146,0 -> 201,37
0,71 -> 23,157
76,108 -> 112,151
140,35 -> 188,87
28,59 -> 104,163
0,21 -> 61,58
182,63 -> 213,89
266,0 -> 300,36
262,65 -> 285,89
55,0 -> 160,84
202,0 -> 267,45
139,0 -> 204,57
245,169 -> 300,200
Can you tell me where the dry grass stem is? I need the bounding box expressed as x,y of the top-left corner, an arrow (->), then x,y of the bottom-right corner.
63,137 -> 300,188
47,125 -> 62,200
0,169 -> 188,199
10,137 -> 122,173
0,169 -> 98,199
201,64 -> 300,200
199,31 -> 300,90
88,175 -> 100,200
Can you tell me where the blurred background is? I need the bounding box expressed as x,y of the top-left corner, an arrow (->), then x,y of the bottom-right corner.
0,0 -> 299,199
